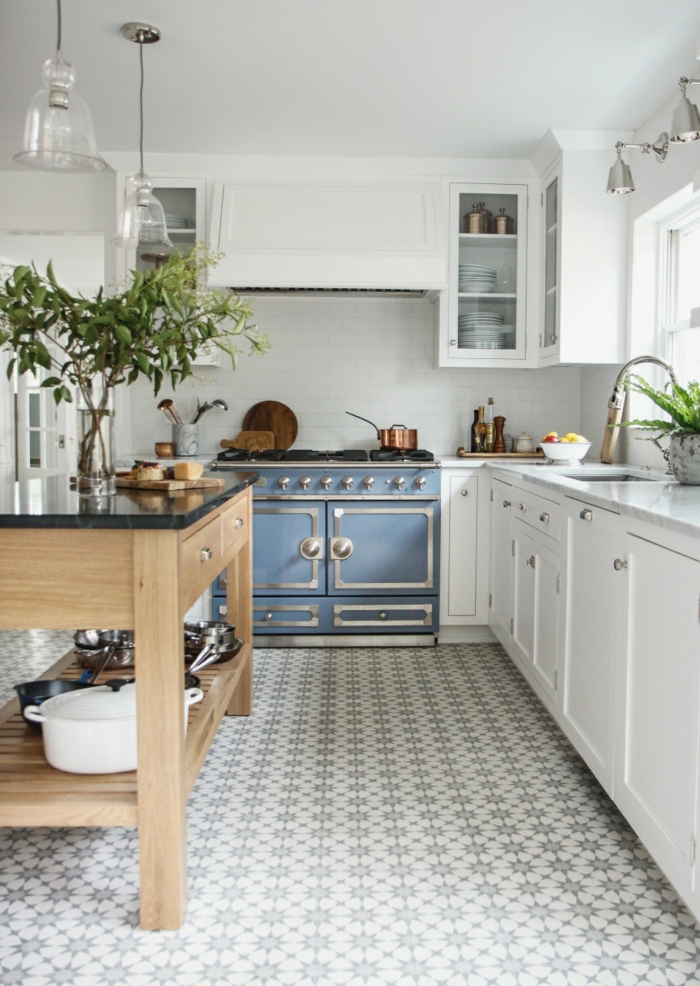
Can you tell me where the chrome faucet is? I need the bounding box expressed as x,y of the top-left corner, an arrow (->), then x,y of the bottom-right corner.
600,355 -> 677,464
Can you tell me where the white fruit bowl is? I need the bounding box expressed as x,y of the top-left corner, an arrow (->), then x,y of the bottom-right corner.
538,441 -> 592,464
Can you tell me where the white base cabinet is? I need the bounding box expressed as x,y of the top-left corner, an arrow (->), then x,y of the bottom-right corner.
439,469 -> 489,628
489,477 -> 513,642
559,497 -> 623,796
617,533 -> 700,900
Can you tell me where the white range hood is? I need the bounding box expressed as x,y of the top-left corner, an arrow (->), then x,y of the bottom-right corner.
208,178 -> 447,290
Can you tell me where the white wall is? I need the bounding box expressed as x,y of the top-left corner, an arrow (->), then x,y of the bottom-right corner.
124,296 -> 581,458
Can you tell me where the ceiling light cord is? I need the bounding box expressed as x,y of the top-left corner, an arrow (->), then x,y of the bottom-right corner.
56,0 -> 62,54
139,40 -> 145,174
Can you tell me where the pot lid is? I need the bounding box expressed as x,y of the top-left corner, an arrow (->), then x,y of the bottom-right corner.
38,682 -> 136,721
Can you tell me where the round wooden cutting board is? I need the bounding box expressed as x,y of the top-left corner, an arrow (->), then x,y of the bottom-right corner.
242,401 -> 298,449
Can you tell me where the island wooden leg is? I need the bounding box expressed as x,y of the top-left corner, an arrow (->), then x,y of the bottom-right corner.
226,504 -> 253,716
133,530 -> 188,930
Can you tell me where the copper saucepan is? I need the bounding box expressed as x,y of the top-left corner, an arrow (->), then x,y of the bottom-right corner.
346,412 -> 418,450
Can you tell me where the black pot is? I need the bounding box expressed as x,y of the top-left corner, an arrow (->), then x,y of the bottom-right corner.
15,679 -> 96,732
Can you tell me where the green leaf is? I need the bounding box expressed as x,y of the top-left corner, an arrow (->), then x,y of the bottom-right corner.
115,324 -> 132,345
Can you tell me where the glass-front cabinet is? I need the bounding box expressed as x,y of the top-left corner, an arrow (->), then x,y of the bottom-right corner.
541,161 -> 561,357
443,182 -> 529,365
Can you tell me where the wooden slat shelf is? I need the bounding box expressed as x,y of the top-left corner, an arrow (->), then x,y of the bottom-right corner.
0,645 -> 247,828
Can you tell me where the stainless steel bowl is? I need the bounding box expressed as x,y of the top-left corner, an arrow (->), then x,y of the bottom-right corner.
98,630 -> 135,647
73,629 -> 110,649
75,644 -> 135,671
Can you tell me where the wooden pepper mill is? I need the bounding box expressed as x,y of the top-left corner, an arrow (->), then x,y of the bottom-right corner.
493,416 -> 506,454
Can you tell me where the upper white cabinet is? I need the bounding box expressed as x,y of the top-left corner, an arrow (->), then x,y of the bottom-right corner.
208,179 -> 447,289
437,182 -> 537,367
535,141 -> 628,365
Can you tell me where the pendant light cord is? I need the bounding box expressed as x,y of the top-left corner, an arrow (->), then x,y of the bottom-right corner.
139,40 -> 145,174
56,0 -> 62,53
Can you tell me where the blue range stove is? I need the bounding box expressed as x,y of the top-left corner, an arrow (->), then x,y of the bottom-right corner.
212,448 -> 441,646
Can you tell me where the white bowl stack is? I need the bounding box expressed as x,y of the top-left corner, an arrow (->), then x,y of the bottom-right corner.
459,264 -> 497,294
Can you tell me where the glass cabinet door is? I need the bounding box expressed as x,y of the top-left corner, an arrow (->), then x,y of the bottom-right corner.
543,172 -> 560,351
448,183 -> 528,363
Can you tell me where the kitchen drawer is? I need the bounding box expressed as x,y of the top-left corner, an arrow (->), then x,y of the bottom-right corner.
512,486 -> 560,541
181,514 -> 223,603
332,600 -> 436,631
251,597 -> 320,631
222,500 -> 248,554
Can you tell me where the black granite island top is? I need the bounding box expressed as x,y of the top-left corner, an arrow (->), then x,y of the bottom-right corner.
0,470 -> 259,529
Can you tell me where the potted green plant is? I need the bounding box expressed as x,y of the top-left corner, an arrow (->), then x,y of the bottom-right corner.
0,246 -> 269,494
622,375 -> 700,484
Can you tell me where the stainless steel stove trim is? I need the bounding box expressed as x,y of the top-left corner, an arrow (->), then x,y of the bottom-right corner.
254,506 -> 322,590
333,603 -> 433,627
254,604 -> 319,628
332,506 -> 435,590
254,495 -> 440,501
253,633 -> 437,648
212,461 -> 441,470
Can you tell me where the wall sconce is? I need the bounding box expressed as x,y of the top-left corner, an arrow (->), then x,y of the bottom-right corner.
606,134 -> 668,195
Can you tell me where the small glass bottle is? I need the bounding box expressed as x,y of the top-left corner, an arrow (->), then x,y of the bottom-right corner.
484,397 -> 495,453
475,405 -> 486,452
471,409 -> 479,452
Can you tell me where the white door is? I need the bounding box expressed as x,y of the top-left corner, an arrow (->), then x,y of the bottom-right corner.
489,478 -> 513,639
617,534 -> 700,893
560,498 -> 622,796
511,522 -> 559,704
445,474 -> 478,618
15,364 -> 73,481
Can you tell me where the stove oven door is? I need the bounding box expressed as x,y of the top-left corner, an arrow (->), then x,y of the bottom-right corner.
253,501 -> 327,594
328,501 -> 438,595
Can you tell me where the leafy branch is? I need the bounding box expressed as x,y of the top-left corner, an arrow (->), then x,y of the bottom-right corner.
0,243 -> 270,405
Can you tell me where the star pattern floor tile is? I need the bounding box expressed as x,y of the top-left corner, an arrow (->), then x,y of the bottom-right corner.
0,632 -> 699,985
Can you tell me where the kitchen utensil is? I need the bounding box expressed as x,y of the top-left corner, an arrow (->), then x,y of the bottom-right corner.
188,643 -> 220,676
212,399 -> 228,412
86,643 -> 118,683
184,672 -> 201,690
24,681 -> 204,773
75,643 -> 135,673
184,620 -> 238,656
155,441 -> 174,458
14,679 -> 96,732
493,416 -> 506,453
157,399 -> 182,426
173,423 -> 199,456
99,630 -> 135,646
192,402 -> 212,424
513,433 -> 535,453
242,401 -> 298,449
345,412 -> 418,450
494,207 -> 515,234
73,629 -> 109,649
538,441 -> 591,464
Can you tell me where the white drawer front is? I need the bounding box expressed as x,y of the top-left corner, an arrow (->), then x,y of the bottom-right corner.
513,487 -> 561,541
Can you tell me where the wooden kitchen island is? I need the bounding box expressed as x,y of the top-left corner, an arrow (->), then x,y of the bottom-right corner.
0,470 -> 258,930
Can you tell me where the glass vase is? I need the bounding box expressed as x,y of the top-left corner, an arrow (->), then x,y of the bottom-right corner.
76,379 -> 115,495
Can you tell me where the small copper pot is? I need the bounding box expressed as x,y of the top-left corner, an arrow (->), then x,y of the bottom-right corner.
346,412 -> 418,450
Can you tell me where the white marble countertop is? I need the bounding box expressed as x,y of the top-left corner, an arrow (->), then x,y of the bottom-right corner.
478,460 -> 700,540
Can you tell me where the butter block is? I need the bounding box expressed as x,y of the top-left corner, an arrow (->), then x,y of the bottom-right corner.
173,461 -> 204,481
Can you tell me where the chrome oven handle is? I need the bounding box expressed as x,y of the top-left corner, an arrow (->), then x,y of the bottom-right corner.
330,537 -> 354,560
299,537 -> 323,560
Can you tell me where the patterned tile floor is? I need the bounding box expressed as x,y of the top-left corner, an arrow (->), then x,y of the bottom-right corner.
0,632 -> 699,985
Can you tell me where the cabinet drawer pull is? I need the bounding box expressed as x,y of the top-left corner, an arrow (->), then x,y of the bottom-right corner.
526,555 -> 536,568
518,503 -> 527,511
539,512 -> 550,523
503,500 -> 512,507
234,517 -> 244,528
200,547 -> 213,562
379,612 -> 388,620
450,339 -> 457,346
613,558 -> 627,571
461,489 -> 469,497
263,612 -> 273,621
580,509 -> 593,522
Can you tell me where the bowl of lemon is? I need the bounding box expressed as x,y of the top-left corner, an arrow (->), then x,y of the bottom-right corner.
538,432 -> 592,464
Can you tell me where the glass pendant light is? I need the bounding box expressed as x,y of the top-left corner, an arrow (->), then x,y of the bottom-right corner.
113,24 -> 171,252
14,0 -> 105,172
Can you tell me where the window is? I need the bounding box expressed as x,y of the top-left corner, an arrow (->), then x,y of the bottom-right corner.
662,207 -> 700,386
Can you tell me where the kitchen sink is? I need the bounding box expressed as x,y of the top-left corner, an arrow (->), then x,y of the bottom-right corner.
559,473 -> 665,483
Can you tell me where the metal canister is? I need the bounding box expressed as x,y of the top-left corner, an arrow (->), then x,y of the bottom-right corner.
494,207 -> 515,235
463,204 -> 487,234
477,201 -> 493,233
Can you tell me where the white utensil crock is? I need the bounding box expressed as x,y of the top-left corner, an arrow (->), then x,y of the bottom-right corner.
24,683 -> 203,774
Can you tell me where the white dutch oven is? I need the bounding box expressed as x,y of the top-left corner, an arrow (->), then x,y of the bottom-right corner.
24,682 -> 203,774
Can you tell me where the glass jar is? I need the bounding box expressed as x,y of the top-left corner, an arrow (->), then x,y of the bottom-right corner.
76,378 -> 115,495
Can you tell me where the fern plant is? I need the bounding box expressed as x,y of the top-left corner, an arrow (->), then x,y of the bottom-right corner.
622,375 -> 700,436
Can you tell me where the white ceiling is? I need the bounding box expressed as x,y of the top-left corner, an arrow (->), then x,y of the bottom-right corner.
2,0 -> 700,168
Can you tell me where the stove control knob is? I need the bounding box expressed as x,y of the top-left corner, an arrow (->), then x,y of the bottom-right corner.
277,476 -> 291,490
414,476 -> 427,490
320,475 -> 333,490
393,475 -> 406,491
341,476 -> 354,490
299,476 -> 312,490
362,476 -> 375,490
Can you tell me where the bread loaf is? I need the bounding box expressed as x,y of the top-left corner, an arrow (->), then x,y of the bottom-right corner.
222,430 -> 275,452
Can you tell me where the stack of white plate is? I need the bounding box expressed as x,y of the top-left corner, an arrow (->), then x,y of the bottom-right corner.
459,264 -> 497,294
458,312 -> 508,350
165,214 -> 194,230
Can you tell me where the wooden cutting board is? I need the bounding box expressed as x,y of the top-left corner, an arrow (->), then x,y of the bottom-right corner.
242,401 -> 298,449
116,477 -> 225,491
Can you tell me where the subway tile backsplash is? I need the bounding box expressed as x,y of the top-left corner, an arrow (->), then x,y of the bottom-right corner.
124,298 -> 582,457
